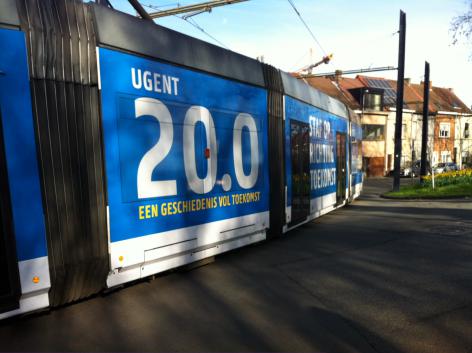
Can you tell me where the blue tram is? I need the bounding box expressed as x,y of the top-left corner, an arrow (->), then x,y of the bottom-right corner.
0,0 -> 362,319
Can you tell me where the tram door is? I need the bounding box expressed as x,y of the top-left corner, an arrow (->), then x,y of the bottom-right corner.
290,120 -> 310,225
336,132 -> 347,205
0,107 -> 21,314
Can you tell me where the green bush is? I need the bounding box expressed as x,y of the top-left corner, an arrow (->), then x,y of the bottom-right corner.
422,169 -> 472,187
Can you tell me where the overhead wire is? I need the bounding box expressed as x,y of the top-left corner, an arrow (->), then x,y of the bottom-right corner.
141,2 -> 181,10
142,2 -> 230,49
286,0 -> 326,55
185,17 -> 230,49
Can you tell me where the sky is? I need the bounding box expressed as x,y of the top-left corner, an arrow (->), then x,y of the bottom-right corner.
111,0 -> 472,108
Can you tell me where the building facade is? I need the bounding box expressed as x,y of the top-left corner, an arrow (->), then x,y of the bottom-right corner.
299,74 -> 472,176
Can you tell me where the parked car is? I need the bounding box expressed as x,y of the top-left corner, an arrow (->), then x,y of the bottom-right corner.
400,165 -> 412,177
434,162 -> 458,174
462,162 -> 472,170
411,160 -> 431,177
398,160 -> 431,177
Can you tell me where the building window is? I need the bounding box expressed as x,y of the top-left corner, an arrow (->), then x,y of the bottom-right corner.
364,93 -> 382,110
441,151 -> 451,163
362,124 -> 384,140
462,151 -> 470,164
439,123 -> 450,138
464,123 -> 470,138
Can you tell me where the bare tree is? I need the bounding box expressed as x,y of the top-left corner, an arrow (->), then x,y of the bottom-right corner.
451,0 -> 472,45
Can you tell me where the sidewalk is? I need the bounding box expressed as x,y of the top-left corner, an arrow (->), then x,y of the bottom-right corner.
0,178 -> 471,352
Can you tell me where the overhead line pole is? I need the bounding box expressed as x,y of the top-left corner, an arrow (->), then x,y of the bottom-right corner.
129,0 -> 153,20
420,62 -> 430,183
147,0 -> 249,19
96,0 -> 113,7
393,10 -> 406,192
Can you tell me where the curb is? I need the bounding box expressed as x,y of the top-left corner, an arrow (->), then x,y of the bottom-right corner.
380,193 -> 471,200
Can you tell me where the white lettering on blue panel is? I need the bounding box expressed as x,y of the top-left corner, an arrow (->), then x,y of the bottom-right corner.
131,68 -> 180,96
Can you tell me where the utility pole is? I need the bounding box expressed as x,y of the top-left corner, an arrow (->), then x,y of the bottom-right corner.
392,10 -> 406,191
420,62 -> 430,183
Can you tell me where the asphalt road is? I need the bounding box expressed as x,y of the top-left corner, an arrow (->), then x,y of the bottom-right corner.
0,177 -> 471,352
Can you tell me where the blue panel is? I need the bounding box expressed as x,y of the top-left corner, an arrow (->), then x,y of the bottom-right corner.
352,172 -> 363,186
0,29 -> 48,261
284,96 -> 348,206
99,48 -> 269,243
351,123 -> 362,142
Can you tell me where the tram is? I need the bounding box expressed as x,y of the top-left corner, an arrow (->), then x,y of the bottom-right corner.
0,0 -> 362,319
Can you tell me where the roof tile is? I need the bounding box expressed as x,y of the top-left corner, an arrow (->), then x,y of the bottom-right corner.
296,73 -> 471,114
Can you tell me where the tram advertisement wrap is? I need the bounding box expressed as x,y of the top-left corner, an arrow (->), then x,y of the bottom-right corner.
99,48 -> 269,243
0,29 -> 48,261
285,96 -> 347,204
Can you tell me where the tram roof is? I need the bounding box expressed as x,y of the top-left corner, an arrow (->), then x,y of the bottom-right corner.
281,71 -> 349,119
92,3 -> 265,88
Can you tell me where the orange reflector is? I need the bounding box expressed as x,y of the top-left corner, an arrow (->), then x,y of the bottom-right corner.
32,276 -> 40,284
119,256 -> 124,262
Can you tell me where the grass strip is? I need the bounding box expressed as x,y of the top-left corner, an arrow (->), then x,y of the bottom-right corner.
384,182 -> 472,199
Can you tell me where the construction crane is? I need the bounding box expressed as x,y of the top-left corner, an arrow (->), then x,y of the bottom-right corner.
296,53 -> 333,75
147,0 -> 249,19
300,66 -> 397,78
